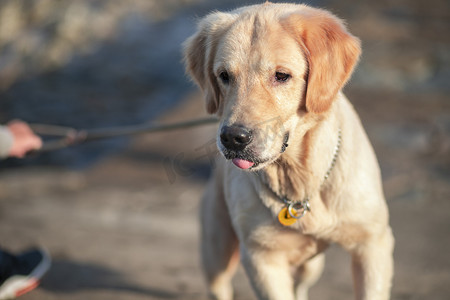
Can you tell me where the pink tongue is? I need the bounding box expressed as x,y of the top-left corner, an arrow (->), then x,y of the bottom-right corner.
232,158 -> 254,169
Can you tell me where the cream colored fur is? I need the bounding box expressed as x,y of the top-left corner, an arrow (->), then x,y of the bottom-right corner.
184,3 -> 394,300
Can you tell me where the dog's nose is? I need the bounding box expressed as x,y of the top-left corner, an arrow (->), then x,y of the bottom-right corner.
220,125 -> 253,151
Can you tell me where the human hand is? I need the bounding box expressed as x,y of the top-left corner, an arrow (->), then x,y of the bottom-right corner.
7,120 -> 42,158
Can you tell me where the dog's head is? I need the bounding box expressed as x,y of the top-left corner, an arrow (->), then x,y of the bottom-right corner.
184,3 -> 360,171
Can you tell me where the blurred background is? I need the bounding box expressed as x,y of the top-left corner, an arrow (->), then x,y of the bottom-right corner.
0,0 -> 449,299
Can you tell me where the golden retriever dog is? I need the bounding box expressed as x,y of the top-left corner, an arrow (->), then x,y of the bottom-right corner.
184,2 -> 394,300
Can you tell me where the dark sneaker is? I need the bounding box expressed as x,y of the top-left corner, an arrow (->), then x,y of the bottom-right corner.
0,248 -> 51,299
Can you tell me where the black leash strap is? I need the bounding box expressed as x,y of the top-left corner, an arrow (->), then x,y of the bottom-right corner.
31,117 -> 218,153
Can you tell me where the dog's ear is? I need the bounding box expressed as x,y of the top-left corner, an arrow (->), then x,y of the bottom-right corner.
183,12 -> 236,114
281,7 -> 361,113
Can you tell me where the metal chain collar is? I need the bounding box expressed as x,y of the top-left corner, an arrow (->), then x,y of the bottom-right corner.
263,129 -> 342,221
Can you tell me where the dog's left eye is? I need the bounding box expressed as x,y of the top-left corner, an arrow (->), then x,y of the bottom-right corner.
275,72 -> 291,83
219,71 -> 230,84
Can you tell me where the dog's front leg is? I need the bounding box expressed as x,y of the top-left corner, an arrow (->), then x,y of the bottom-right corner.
241,248 -> 296,300
351,227 -> 394,300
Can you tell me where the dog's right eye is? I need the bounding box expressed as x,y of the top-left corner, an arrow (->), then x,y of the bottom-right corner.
219,71 -> 230,84
275,72 -> 291,83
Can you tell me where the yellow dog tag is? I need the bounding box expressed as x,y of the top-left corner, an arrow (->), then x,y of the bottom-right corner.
277,207 -> 299,226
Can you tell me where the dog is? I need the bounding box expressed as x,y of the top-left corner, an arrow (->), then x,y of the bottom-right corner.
183,3 -> 394,300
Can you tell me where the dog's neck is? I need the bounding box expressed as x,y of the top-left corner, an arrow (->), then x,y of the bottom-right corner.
259,106 -> 341,202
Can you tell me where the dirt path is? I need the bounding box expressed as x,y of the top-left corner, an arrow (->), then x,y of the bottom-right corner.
1,90 -> 450,299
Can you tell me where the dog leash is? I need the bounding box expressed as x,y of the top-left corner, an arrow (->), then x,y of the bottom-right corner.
30,117 -> 219,153
262,129 -> 342,226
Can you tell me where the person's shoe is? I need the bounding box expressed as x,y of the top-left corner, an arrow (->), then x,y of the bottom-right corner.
0,248 -> 51,299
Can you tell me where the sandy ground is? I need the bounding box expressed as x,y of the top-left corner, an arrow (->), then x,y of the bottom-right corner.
1,88 -> 450,299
